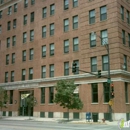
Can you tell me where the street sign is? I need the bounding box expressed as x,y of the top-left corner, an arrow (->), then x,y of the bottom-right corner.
107,79 -> 112,83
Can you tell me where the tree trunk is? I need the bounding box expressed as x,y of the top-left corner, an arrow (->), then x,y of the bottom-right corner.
67,108 -> 69,121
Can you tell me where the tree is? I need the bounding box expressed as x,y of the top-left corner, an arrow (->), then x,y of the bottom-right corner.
0,86 -> 8,117
54,80 -> 83,120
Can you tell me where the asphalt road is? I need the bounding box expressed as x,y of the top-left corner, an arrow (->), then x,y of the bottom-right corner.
0,120 -> 129,130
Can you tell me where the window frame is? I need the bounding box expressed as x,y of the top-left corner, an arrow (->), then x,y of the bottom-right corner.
89,9 -> 95,24
91,83 -> 98,103
29,48 -> 34,60
30,30 -> 34,41
29,68 -> 33,80
64,0 -> 69,10
73,15 -> 78,29
91,57 -> 97,72
64,62 -> 69,76
73,0 -> 78,8
41,65 -> 46,78
50,23 -> 54,36
11,71 -> 14,82
50,43 -> 54,56
73,37 -> 79,51
64,18 -> 69,32
100,5 -> 107,21
42,45 -> 46,57
22,69 -> 26,81
42,7 -> 47,18
49,64 -> 54,77
50,4 -> 55,16
42,26 -> 46,38
64,39 -> 69,53
102,55 -> 108,71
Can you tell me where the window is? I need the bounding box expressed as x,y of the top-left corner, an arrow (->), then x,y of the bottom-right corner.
73,37 -> 79,51
5,72 -> 8,83
64,62 -> 69,76
41,87 -> 45,103
92,83 -> 98,103
8,6 -> 12,15
24,0 -> 28,8
7,21 -> 11,30
49,64 -> 54,77
42,26 -> 46,38
125,82 -> 128,103
42,7 -> 47,18
128,33 -> 130,47
29,48 -> 34,60
12,35 -> 16,46
0,0 -> 4,4
50,23 -> 54,36
30,30 -> 34,41
73,60 -> 79,74
22,69 -> 26,81
7,37 -> 10,48
41,65 -> 46,78
13,19 -> 16,29
103,82 -> 110,102
29,68 -> 33,80
64,18 -> 69,32
64,0 -> 69,10
122,30 -> 125,44
9,90 -> 13,104
124,55 -> 127,71
31,0 -> 35,5
49,87 -> 54,103
126,10 -> 130,24
12,53 -> 15,64
30,12 -> 34,22
101,29 -> 108,45
23,32 -> 27,43
42,45 -> 46,57
102,55 -> 108,71
50,43 -> 54,56
100,6 -> 107,21
89,9 -> 95,24
120,6 -> 124,20
64,39 -> 69,53
23,15 -> 27,25
91,57 -> 97,72
73,0 -> 78,7
0,10 -> 2,19
90,32 -> 96,47
73,15 -> 78,29
50,4 -> 55,15
14,3 -> 17,12
11,71 -> 14,82
0,25 -> 2,33
22,50 -> 26,61
6,54 -> 9,65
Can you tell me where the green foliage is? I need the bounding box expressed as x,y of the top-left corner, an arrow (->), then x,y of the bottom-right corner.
54,80 -> 83,110
26,94 -> 37,108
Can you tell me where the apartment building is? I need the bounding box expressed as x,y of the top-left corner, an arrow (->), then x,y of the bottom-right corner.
0,0 -> 130,121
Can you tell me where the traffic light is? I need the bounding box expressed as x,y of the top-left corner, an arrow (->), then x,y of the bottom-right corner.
111,83 -> 114,98
97,70 -> 101,78
72,62 -> 77,73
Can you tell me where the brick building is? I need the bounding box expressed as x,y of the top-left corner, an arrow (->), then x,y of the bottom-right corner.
0,0 -> 130,121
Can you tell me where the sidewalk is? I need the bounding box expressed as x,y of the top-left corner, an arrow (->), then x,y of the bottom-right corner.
0,116 -> 118,126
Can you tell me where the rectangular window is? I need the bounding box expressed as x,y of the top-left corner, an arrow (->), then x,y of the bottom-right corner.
73,60 -> 79,74
11,71 -> 14,82
73,37 -> 79,51
64,39 -> 69,53
73,15 -> 78,29
41,65 -> 46,78
12,53 -> 15,64
22,50 -> 26,61
124,55 -> 127,71
31,0 -> 35,5
100,5 -> 107,21
50,4 -> 55,15
64,62 -> 69,76
14,3 -> 17,12
7,21 -> 11,30
23,32 -> 27,43
128,33 -> 130,47
7,37 -> 10,48
29,48 -> 34,60
103,82 -> 110,102
23,15 -> 27,25
49,64 -> 54,77
0,25 -> 2,33
101,29 -> 108,45
41,87 -> 45,103
50,23 -> 54,36
0,0 -> 4,4
92,83 -> 98,103
102,55 -> 108,71
122,30 -> 125,44
0,11 -> 2,19
49,87 -> 54,103
24,0 -> 28,8
73,0 -> 78,8
64,0 -> 69,10
22,69 -> 26,81
30,30 -> 34,41
125,82 -> 128,103
50,43 -> 54,56
30,12 -> 34,22
89,9 -> 95,24
29,68 -> 33,80
8,6 -> 12,15
120,6 -> 124,20
13,19 -> 16,29
6,54 -> 9,65
42,45 -> 46,57
42,7 -> 47,18
126,10 -> 130,24
9,90 -> 13,104
90,32 -> 96,47
64,18 -> 69,32
42,26 -> 46,38
5,72 -> 8,83
12,35 -> 16,46
91,57 -> 97,72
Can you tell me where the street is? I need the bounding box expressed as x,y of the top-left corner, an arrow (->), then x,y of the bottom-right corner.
0,120 -> 129,130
